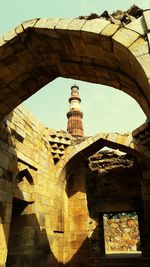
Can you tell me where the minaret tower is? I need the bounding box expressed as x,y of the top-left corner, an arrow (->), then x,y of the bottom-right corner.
66,85 -> 84,137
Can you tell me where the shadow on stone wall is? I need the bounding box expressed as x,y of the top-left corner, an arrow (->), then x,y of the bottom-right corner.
3,112 -> 58,267
6,212 -> 61,267
65,157 -> 145,267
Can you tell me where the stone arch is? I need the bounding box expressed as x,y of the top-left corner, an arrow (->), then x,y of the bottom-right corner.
55,132 -> 150,185
63,132 -> 145,263
0,11 -> 150,120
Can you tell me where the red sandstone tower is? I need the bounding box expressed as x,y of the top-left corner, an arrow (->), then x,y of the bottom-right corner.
67,85 -> 84,137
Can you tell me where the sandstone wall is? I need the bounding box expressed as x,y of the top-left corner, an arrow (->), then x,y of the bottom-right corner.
0,105 -> 68,267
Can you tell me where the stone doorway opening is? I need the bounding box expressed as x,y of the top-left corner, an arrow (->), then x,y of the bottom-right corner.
6,198 -> 29,267
103,211 -> 141,255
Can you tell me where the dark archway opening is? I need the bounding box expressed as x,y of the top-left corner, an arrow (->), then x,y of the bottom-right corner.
6,198 -> 31,267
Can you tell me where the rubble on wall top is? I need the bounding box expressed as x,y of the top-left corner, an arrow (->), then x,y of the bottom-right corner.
79,5 -> 143,25
88,150 -> 136,174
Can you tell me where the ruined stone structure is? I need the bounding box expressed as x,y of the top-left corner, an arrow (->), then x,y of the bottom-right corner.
103,212 -> 140,253
1,4 -> 150,267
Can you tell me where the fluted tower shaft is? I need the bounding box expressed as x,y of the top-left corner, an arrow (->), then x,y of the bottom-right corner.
67,85 -> 84,137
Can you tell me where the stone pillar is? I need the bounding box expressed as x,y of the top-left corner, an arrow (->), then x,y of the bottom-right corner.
140,170 -> 150,257
67,163 -> 89,266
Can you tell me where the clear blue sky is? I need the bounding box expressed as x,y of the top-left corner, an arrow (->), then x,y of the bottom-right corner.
1,0 -> 149,136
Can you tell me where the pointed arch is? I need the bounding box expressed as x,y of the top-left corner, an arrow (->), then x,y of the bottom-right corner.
0,14 -> 150,120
